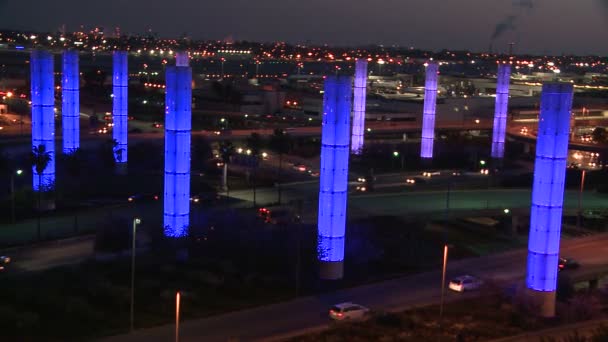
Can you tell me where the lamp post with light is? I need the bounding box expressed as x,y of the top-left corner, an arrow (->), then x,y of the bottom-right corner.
130,217 -> 141,332
393,151 -> 404,170
577,169 -> 586,230
175,291 -> 181,342
439,244 -> 449,328
377,59 -> 385,75
10,169 -> 23,223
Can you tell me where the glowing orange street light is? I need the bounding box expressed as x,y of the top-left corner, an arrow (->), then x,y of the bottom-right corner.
175,291 -> 181,342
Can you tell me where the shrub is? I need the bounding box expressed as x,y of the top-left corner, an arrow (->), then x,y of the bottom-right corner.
556,275 -> 575,302
375,313 -> 403,328
559,293 -> 602,324
591,324 -> 608,341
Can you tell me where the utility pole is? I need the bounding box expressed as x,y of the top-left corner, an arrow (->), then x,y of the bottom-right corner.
130,218 -> 141,332
577,169 -> 586,230
295,199 -> 303,297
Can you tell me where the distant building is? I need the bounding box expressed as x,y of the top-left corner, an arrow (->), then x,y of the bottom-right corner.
216,49 -> 252,60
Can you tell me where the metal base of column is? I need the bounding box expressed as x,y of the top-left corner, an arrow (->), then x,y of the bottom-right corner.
115,162 -> 128,175
320,260 -> 344,280
527,288 -> 556,318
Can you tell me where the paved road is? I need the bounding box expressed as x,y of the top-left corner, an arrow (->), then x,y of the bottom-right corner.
5,236 -> 95,272
4,187 -> 607,273
230,183 -> 608,218
507,125 -> 608,152
101,233 -> 608,342
1,119 -> 488,156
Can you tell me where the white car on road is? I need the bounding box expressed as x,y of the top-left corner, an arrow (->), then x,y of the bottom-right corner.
329,302 -> 370,321
448,275 -> 483,292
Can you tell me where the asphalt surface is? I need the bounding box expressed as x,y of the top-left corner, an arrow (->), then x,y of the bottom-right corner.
2,235 -> 95,272
230,183 -> 608,219
3,186 -> 607,273
100,233 -> 608,342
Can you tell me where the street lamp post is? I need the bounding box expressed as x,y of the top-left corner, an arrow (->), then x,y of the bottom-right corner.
577,169 -> 586,230
175,291 -> 181,342
445,179 -> 451,220
130,217 -> 141,332
392,151 -> 399,169
439,244 -> 449,325
10,169 -> 23,223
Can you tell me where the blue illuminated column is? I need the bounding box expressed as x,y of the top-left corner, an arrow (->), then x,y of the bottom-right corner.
176,51 -> 189,67
526,83 -> 573,317
30,50 -> 55,192
163,66 -> 192,238
62,50 -> 79,154
420,62 -> 438,159
318,75 -> 352,280
351,59 -> 367,155
112,51 -> 128,170
491,63 -> 511,159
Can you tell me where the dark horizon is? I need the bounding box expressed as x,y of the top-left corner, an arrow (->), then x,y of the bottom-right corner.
1,0 -> 608,56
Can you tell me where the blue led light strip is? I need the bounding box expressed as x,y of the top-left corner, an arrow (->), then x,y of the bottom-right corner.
163,66 -> 192,238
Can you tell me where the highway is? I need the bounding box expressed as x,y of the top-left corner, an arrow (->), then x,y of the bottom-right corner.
5,187 -> 607,273
5,236 -> 95,272
229,181 -> 608,219
507,124 -> 608,153
0,119 -> 489,156
101,233 -> 608,342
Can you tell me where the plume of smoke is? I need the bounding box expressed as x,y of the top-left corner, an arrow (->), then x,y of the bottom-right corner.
514,0 -> 534,9
491,0 -> 535,41
598,0 -> 608,16
491,15 -> 516,40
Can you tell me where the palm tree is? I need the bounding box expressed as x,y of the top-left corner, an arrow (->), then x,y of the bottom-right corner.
98,138 -> 117,170
0,148 -> 16,222
63,148 -> 86,178
269,129 -> 292,204
113,139 -> 125,164
246,133 -> 264,207
30,144 -> 52,240
219,141 -> 235,192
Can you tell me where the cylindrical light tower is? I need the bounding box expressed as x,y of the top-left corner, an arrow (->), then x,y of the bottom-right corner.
351,59 -> 368,155
526,83 -> 573,317
491,63 -> 511,159
62,50 -> 79,154
112,51 -> 128,172
318,75 -> 352,280
176,51 -> 189,67
163,66 -> 192,238
420,62 -> 439,159
30,50 -> 55,193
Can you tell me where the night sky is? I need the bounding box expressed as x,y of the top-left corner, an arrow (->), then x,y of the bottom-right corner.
1,0 -> 608,55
